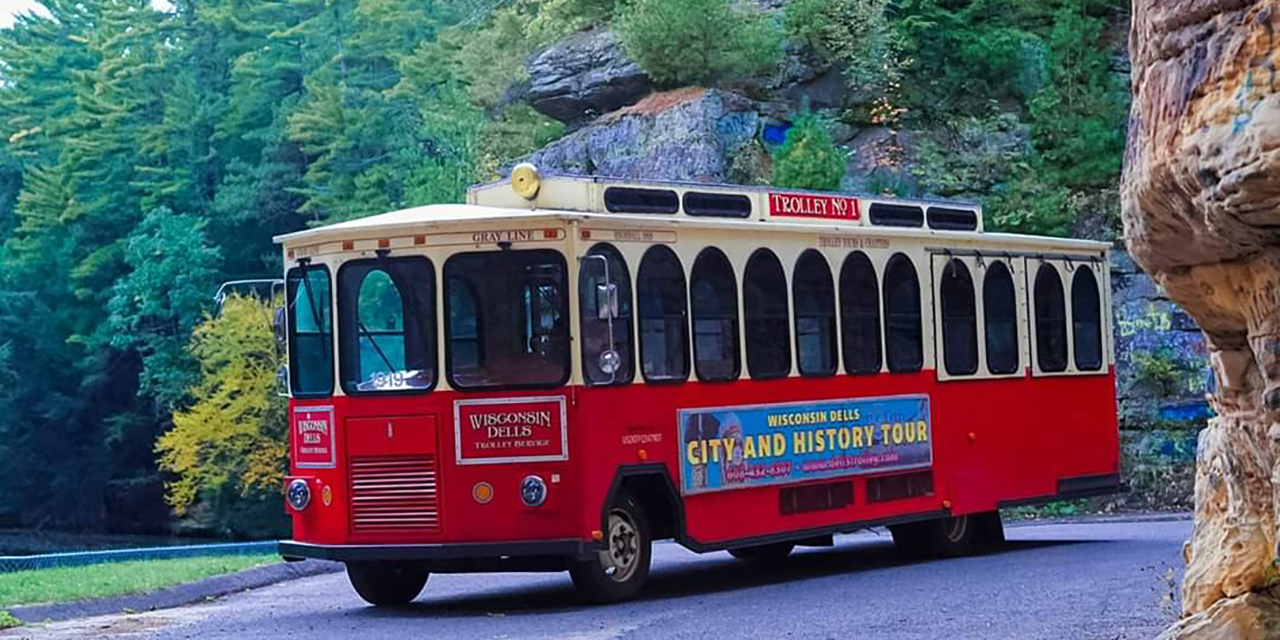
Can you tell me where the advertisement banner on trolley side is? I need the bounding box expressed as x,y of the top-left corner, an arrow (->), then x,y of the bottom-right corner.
678,395 -> 932,494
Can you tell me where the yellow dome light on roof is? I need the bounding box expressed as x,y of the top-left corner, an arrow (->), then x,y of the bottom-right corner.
510,163 -> 541,200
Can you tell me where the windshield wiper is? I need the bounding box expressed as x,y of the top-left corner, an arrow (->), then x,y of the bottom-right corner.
357,321 -> 398,376
295,258 -> 330,364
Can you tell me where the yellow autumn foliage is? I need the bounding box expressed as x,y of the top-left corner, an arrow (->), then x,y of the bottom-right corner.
156,294 -> 287,515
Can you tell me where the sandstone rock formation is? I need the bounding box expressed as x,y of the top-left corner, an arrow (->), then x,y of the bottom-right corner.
527,28 -> 652,125
521,88 -> 767,182
1124,1 -> 1280,637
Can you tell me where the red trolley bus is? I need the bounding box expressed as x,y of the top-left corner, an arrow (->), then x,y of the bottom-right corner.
276,166 -> 1120,605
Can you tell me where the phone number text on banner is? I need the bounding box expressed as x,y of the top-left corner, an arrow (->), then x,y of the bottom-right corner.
678,395 -> 932,495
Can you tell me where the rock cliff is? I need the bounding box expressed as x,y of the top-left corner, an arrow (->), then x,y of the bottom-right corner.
1124,1 -> 1280,636
521,87 -> 771,183
527,28 -> 652,126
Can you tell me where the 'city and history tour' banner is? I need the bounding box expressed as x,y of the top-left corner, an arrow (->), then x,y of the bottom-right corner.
678,395 -> 932,494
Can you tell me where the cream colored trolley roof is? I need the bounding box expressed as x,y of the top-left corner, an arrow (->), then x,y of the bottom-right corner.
274,172 -> 1109,256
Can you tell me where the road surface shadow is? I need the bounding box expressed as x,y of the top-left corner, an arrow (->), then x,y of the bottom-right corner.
360,536 -> 1095,618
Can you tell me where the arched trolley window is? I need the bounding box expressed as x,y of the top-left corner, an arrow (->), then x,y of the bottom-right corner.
794,250 -> 837,376
983,261 -> 1019,375
939,258 -> 977,376
1034,263 -> 1068,373
579,244 -> 635,385
840,252 -> 882,375
637,245 -> 689,382
744,249 -> 792,379
690,248 -> 740,381
1072,265 -> 1103,371
883,253 -> 923,373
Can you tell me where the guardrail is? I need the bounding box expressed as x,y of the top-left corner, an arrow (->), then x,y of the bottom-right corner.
0,541 -> 279,573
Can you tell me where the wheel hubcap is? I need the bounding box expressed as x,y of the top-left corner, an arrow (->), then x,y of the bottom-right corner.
599,510 -> 640,582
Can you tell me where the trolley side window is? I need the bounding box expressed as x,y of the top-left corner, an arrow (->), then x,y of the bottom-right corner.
287,265 -> 334,397
580,243 -> 635,385
337,257 -> 436,394
840,251 -> 882,375
939,258 -> 978,376
444,250 -> 569,389
637,246 -> 690,382
690,247 -> 741,382
1072,267 -> 1103,371
793,250 -> 837,377
883,253 -> 923,373
1033,264 -> 1068,373
983,261 -> 1019,374
744,249 -> 792,379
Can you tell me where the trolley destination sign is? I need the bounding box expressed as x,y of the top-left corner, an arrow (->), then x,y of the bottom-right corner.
767,192 -> 861,221
679,395 -> 932,495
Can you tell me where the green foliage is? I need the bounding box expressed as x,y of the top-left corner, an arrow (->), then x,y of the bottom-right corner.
156,295 -> 287,537
771,113 -> 846,192
106,209 -> 223,410
984,165 -> 1077,237
784,0 -> 902,93
910,113 -> 1031,197
0,611 -> 18,630
894,0 -> 1045,117
888,0 -> 1127,237
1027,6 -> 1127,190
615,0 -> 783,88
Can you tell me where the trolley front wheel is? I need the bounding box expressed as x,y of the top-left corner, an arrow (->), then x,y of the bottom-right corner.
570,492 -> 652,603
346,561 -> 429,606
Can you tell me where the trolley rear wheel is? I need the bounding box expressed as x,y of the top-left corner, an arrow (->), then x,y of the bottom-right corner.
346,562 -> 429,606
570,492 -> 652,603
890,511 -> 996,558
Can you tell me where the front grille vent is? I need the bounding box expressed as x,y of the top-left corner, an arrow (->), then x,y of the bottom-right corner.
350,455 -> 440,533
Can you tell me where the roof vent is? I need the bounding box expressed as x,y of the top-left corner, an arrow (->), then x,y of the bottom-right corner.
927,206 -> 978,231
604,187 -> 679,214
682,192 -> 752,218
868,202 -> 924,228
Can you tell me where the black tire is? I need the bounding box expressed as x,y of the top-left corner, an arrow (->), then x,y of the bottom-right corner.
727,542 -> 795,562
889,521 -> 931,558
346,562 -> 429,606
570,492 -> 651,603
890,514 -> 976,558
973,510 -> 1005,550
926,514 -> 976,557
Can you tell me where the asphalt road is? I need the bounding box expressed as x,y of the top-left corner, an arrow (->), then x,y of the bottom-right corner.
9,519 -> 1190,640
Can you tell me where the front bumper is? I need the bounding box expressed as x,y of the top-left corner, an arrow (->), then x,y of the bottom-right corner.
278,539 -> 599,572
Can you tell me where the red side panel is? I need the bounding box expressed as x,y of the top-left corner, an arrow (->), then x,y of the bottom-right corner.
288,368 -> 1119,551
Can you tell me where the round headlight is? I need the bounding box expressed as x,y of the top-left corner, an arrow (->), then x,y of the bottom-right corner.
287,478 -> 311,511
520,475 -> 547,507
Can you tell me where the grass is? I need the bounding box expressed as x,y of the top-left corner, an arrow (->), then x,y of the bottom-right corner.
0,553 -> 278,607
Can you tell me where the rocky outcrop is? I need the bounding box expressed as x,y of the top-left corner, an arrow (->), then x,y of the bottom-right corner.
527,28 -> 652,125
1123,1 -> 1280,637
521,88 -> 766,182
1154,589 -> 1280,640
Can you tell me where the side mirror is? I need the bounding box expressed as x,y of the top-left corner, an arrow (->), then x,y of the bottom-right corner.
596,283 -> 619,320
273,307 -> 287,345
